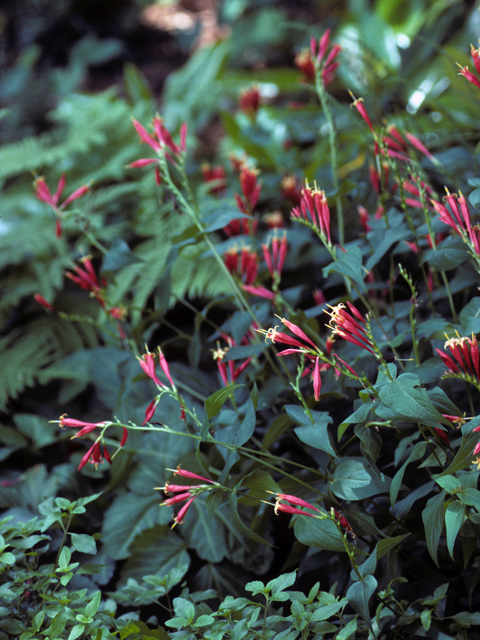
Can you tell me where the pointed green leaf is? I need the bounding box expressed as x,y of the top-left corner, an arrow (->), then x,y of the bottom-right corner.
422,490 -> 445,567
445,501 -> 465,559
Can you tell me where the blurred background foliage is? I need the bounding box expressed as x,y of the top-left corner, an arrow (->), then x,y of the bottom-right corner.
2,0 -> 480,633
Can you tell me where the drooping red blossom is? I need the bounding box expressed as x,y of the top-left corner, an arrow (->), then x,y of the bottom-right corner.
212,338 -> 252,386
273,492 -> 321,517
34,294 -> 57,312
350,93 -> 375,134
33,174 -> 89,238
333,508 -> 355,537
157,467 -> 219,526
66,256 -> 108,307
325,302 -> 375,355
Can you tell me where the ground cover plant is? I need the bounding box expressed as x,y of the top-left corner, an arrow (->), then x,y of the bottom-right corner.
2,0 -> 480,638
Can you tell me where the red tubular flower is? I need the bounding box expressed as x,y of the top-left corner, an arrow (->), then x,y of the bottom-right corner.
173,496 -> 196,526
258,318 -> 317,356
358,206 -> 371,232
325,303 -> 375,355
59,415 -> 108,432
138,351 -> 163,387
436,334 -> 480,380
66,256 -> 107,307
34,294 -> 57,312
212,338 -> 252,386
262,233 -> 288,279
33,174 -> 89,238
78,441 -> 102,471
313,357 -> 321,401
291,184 -> 331,245
201,163 -> 227,195
239,85 -> 261,118
242,285 -> 276,300
281,175 -> 302,204
273,493 -> 320,517
350,93 -> 375,134
333,509 -> 354,537
294,49 -> 315,82
170,466 -> 218,484
131,117 -> 187,168
142,398 -> 159,425
236,166 -> 261,215
458,63 -> 480,89
158,347 -> 175,390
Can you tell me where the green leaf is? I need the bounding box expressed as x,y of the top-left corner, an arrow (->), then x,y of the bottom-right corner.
323,245 -> 366,292
206,385 -> 243,419
101,238 -> 143,276
422,490 -> 445,567
436,431 -> 478,477
68,624 -> 85,640
227,492 -> 269,545
285,405 -> 336,458
120,525 -> 190,584
293,515 -> 345,552
234,399 -> 256,446
434,475 -> 463,493
84,591 -> 101,618
365,227 -> 411,272
346,575 -> 377,633
376,534 -> 410,560
332,458 -> 391,500
172,598 -> 195,623
423,237 -> 469,271
390,442 -> 427,505
377,373 -> 449,428
102,492 -> 166,560
445,501 -> 465,560
450,611 -> 480,625
267,571 -> 297,596
70,533 -> 97,555
459,297 -> 480,334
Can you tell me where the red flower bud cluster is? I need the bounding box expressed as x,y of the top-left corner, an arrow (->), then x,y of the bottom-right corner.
157,466 -> 219,527
291,184 -> 331,245
34,174 -> 89,238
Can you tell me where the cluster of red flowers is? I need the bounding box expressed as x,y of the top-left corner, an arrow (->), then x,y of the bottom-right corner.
34,174 -> 89,238
436,334 -> 480,381
350,95 -> 434,165
139,348 -> 180,424
130,117 -> 187,184
58,415 -> 128,471
224,245 -> 258,286
290,184 -> 331,246
325,302 -> 375,356
431,189 -> 480,254
239,85 -> 261,119
157,466 -> 219,527
294,29 -> 341,87
35,256 -> 126,325
211,325 -> 257,386
458,42 -> 480,90
270,493 -> 354,538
